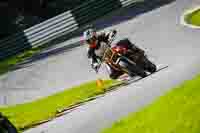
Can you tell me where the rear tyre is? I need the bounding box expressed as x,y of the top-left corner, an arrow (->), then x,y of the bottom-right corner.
140,57 -> 157,73
145,59 -> 157,73
148,62 -> 157,73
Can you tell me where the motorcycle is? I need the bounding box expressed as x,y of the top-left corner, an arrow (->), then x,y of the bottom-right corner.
95,31 -> 157,79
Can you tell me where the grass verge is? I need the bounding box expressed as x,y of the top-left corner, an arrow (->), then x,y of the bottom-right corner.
102,73 -> 200,133
0,79 -> 121,132
185,8 -> 200,26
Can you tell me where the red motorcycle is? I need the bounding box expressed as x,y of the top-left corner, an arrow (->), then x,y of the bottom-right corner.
97,38 -> 157,78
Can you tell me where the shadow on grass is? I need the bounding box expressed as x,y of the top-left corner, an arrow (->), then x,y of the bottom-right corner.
0,29 -> 33,75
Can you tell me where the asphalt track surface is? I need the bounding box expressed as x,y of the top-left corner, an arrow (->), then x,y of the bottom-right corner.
1,0 -> 200,132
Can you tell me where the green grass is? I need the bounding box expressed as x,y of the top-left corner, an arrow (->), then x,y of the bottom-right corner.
185,8 -> 200,26
102,74 -> 200,133
0,79 -> 120,132
0,47 -> 42,75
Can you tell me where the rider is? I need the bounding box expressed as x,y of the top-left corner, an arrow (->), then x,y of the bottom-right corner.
83,26 -> 145,79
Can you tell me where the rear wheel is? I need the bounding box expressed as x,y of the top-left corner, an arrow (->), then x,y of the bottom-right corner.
148,62 -> 157,73
138,56 -> 157,73
144,58 -> 157,73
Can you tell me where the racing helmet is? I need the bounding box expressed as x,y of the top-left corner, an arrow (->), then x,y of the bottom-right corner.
83,28 -> 97,47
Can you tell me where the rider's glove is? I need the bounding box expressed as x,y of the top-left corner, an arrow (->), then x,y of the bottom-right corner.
91,62 -> 100,72
112,29 -> 117,35
108,30 -> 117,44
110,30 -> 117,38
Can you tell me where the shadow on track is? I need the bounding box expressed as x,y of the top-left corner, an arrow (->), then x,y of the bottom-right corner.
11,41 -> 83,70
